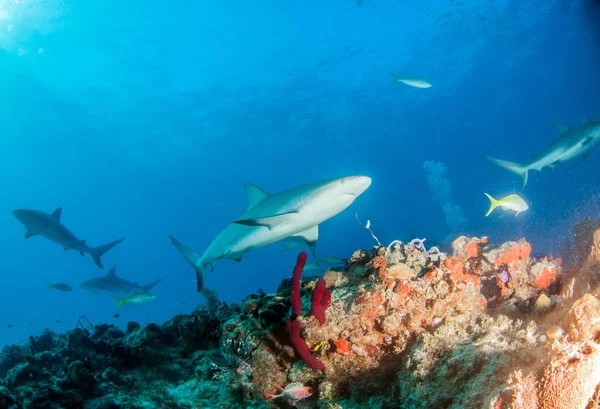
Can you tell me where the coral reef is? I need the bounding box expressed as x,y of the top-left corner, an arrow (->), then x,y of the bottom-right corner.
1,228 -> 600,408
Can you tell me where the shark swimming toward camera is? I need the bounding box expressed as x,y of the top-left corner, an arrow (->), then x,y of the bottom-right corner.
12,207 -> 124,269
486,120 -> 600,188
170,176 -> 372,291
79,266 -> 163,295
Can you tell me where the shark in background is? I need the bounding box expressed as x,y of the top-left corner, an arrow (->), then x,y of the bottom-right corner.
12,207 -> 124,269
170,176 -> 371,291
79,266 -> 163,295
486,119 -> 600,188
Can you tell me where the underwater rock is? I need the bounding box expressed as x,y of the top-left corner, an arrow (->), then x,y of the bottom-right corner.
573,218 -> 600,266
0,231 -> 599,408
590,228 -> 600,263
0,386 -> 15,408
568,293 -> 600,342
491,294 -> 600,409
126,321 -> 141,334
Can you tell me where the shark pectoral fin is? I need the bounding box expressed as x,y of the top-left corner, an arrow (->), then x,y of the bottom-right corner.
292,225 -> 319,246
244,183 -> 270,209
51,207 -> 62,222
24,230 -> 36,239
582,137 -> 593,147
232,255 -> 243,262
79,251 -> 84,256
233,211 -> 299,229
554,121 -> 569,135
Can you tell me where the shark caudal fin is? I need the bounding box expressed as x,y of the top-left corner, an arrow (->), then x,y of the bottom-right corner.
169,236 -> 206,292
486,156 -> 529,188
90,238 -> 125,269
46,282 -> 54,290
484,193 -> 500,217
112,295 -> 125,309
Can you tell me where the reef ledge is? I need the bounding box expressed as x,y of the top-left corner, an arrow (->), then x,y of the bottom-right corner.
2,224 -> 600,409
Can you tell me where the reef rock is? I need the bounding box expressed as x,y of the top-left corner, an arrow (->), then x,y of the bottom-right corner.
0,232 -> 598,409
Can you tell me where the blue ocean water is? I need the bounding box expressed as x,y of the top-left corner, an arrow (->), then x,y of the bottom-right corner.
1,0 -> 599,348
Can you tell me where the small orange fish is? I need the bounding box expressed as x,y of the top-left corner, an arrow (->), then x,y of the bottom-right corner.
265,382 -> 312,403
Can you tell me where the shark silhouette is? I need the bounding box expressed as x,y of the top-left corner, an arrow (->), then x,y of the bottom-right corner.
170,176 -> 371,291
79,266 -> 163,295
13,207 -> 124,269
487,120 -> 600,187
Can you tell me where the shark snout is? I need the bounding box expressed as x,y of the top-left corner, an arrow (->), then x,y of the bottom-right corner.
12,209 -> 28,223
344,176 -> 372,196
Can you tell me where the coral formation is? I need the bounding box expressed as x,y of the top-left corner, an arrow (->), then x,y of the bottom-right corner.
1,227 -> 600,408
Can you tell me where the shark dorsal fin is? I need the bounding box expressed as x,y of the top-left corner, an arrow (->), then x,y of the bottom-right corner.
107,266 -> 117,277
244,183 -> 270,210
51,207 -> 62,222
554,121 -> 569,135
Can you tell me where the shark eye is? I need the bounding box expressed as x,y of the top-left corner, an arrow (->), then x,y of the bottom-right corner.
340,178 -> 346,184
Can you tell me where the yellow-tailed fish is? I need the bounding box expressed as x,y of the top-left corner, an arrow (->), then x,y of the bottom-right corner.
112,292 -> 156,309
390,73 -> 432,88
484,193 -> 528,216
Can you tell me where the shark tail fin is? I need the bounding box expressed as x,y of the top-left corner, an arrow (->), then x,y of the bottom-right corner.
112,295 -> 126,309
484,193 -> 500,217
46,282 -> 54,290
389,73 -> 401,84
485,156 -> 529,188
142,278 -> 164,293
90,238 -> 125,269
169,236 -> 206,292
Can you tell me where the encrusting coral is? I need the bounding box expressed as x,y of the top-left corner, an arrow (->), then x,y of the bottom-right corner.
1,227 -> 600,408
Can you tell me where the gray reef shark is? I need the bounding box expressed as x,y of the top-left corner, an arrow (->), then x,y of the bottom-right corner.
79,266 -> 163,295
170,176 -> 371,291
12,207 -> 124,269
486,120 -> 600,188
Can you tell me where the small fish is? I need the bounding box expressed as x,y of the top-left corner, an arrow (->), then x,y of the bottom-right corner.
28,321 -> 34,325
280,240 -> 306,252
55,320 -> 61,323
484,193 -> 529,216
390,73 -> 432,88
266,382 -> 313,404
303,263 -> 321,272
46,282 -> 73,292
316,256 -> 347,266
112,292 -> 157,309
7,325 -> 12,328
114,313 -> 120,318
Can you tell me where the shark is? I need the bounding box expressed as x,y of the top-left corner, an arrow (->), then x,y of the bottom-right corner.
79,266 -> 163,295
486,120 -> 600,188
12,207 -> 124,269
170,176 -> 372,291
